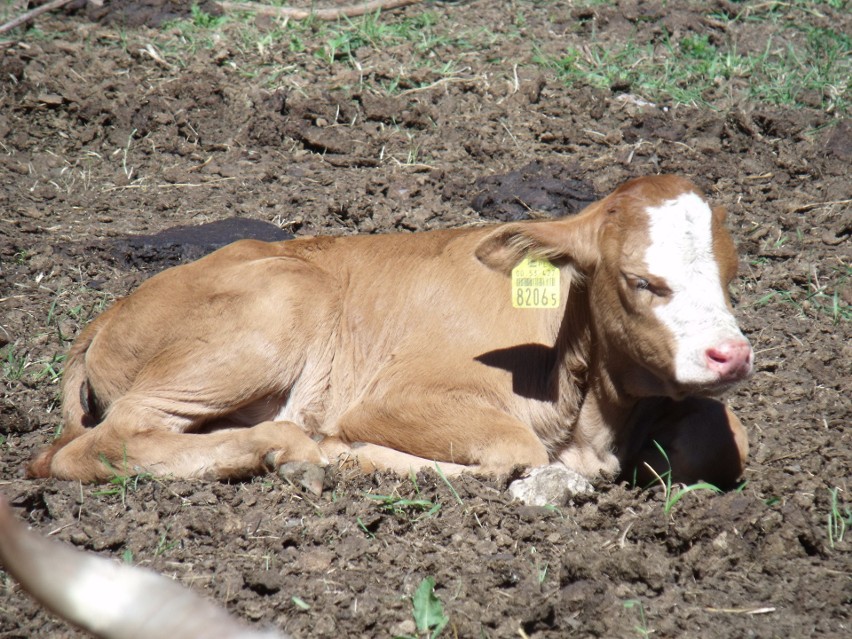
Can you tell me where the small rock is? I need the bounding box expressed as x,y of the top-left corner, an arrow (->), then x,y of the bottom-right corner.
694,135 -> 721,154
58,320 -> 77,341
712,531 -> 729,550
753,442 -> 772,464
212,48 -> 231,65
296,548 -> 334,573
390,619 -> 416,637
37,93 -> 64,106
188,490 -> 217,505
70,531 -> 89,546
508,464 -> 593,506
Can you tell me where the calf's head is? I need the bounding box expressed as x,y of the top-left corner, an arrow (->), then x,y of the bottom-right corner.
477,175 -> 753,400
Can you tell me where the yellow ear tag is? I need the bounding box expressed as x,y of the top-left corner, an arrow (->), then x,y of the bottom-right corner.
511,257 -> 560,309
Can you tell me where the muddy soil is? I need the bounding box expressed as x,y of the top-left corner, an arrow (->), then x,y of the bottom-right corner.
1,1 -> 850,638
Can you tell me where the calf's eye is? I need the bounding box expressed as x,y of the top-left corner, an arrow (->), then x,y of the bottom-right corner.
623,272 -> 670,298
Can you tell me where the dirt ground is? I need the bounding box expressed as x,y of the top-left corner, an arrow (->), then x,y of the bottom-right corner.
1,1 -> 850,637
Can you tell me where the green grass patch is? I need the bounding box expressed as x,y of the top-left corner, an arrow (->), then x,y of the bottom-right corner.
0,343 -> 63,385
314,9 -> 440,64
537,5 -> 849,113
397,576 -> 449,639
643,441 -> 723,515
151,1 -> 847,108
530,546 -> 549,584
1,344 -> 29,382
154,528 -> 180,556
365,493 -> 442,519
623,599 -> 653,638
753,265 -> 850,323
92,451 -> 153,507
155,5 -> 479,92
827,487 -> 851,549
433,463 -> 465,507
31,353 -> 65,383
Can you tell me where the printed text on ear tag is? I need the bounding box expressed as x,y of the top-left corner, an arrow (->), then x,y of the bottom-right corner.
511,257 -> 560,309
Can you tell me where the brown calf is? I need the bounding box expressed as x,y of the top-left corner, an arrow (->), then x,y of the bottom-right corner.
30,175 -> 752,486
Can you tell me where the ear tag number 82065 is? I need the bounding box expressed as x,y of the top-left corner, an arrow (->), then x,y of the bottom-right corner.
511,257 -> 560,309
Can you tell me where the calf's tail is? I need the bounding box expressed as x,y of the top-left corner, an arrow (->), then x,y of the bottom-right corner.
0,495 -> 285,639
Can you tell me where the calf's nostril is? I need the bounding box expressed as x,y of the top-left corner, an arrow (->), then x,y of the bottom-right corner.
707,347 -> 729,364
705,340 -> 753,378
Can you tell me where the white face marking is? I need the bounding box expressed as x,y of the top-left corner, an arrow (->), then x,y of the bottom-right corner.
643,192 -> 749,386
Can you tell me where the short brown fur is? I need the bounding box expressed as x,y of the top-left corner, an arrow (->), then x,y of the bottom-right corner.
30,175 -> 749,487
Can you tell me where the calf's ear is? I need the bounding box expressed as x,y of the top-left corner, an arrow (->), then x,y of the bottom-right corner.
475,217 -> 601,275
474,223 -> 531,274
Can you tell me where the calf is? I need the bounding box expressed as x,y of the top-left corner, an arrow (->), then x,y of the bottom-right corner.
30,175 -> 752,486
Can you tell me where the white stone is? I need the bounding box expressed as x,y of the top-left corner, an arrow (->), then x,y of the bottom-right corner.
508,464 -> 594,506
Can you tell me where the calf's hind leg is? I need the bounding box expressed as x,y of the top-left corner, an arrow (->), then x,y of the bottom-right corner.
43,389 -> 326,482
620,397 -> 749,489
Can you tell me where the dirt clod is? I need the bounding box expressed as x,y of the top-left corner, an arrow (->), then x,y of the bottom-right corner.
471,161 -> 598,221
113,217 -> 294,272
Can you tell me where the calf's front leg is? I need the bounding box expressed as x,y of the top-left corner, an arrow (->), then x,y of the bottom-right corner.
332,399 -> 550,475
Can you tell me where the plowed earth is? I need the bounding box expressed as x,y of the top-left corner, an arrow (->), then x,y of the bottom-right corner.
0,1 -> 849,638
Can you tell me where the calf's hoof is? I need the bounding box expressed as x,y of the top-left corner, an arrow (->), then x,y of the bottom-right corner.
275,460 -> 328,496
